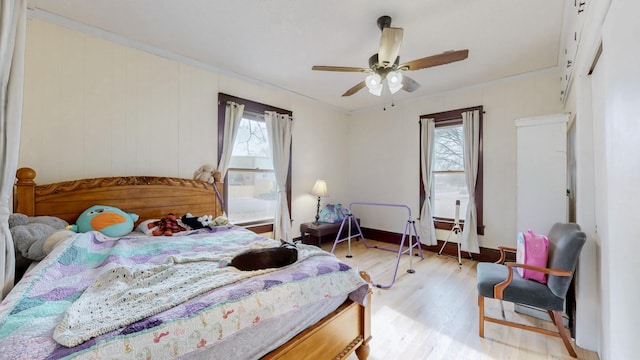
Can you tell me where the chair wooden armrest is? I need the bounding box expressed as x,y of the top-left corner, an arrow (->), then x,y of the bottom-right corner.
493,262 -> 573,299
496,246 -> 517,264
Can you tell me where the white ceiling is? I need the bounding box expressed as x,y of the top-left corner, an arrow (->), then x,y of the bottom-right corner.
27,0 -> 565,113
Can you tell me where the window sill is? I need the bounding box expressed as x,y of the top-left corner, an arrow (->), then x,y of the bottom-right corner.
240,222 -> 274,234
433,218 -> 485,236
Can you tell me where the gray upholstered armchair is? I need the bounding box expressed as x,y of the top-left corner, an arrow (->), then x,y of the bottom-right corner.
476,222 -> 586,357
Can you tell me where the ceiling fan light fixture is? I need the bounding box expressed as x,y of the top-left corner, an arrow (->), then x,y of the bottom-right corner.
365,73 -> 381,88
365,73 -> 383,96
311,15 -> 469,98
368,83 -> 383,96
387,71 -> 403,94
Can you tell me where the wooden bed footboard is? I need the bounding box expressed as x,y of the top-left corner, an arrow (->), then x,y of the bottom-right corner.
263,271 -> 372,360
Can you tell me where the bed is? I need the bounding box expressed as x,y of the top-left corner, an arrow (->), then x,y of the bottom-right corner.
1,167 -> 372,359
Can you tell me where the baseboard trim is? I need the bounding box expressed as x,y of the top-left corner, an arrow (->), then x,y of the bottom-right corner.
360,227 -> 511,263
295,226 -> 514,263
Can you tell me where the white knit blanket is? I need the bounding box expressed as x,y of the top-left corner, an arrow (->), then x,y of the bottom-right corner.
53,244 -> 326,347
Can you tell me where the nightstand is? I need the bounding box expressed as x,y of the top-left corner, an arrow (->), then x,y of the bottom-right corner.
300,218 -> 360,247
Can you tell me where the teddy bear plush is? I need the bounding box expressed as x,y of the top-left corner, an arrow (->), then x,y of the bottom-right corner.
9,213 -> 74,274
193,164 -> 216,184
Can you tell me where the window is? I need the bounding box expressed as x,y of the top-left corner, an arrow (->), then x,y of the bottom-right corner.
420,106 -> 484,235
227,115 -> 276,224
433,123 -> 469,220
218,94 -> 292,230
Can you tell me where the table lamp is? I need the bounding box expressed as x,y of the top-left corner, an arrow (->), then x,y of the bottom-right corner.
311,179 -> 329,224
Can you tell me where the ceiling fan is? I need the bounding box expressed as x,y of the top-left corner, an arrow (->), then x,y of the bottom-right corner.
312,15 -> 469,97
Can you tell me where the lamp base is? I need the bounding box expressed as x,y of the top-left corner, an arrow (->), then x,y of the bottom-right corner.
315,196 -> 321,225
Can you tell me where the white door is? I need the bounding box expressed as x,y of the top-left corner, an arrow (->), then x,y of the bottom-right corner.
515,114 -> 569,235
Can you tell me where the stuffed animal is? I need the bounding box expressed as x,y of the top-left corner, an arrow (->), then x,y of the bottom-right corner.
181,213 -> 228,230
67,205 -> 139,237
9,213 -> 74,272
150,214 -> 186,236
181,213 -> 213,230
213,215 -> 229,226
193,164 -> 216,184
228,241 -> 298,271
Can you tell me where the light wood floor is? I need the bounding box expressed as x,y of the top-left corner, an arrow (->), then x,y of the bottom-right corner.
324,239 -> 600,360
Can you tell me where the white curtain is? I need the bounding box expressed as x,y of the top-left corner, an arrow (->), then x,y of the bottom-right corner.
461,110 -> 480,253
418,118 -> 437,245
217,101 -> 244,177
0,0 -> 26,299
265,111 -> 293,242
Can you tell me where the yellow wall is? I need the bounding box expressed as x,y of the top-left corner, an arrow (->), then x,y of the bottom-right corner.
348,71 -> 564,249
21,19 -> 351,237
22,17 -> 566,251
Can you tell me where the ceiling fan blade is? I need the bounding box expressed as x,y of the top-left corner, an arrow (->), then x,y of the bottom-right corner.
399,49 -> 469,71
378,27 -> 403,68
401,75 -> 420,93
342,81 -> 367,97
312,65 -> 370,72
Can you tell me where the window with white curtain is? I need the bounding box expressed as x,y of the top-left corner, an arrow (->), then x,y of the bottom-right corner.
218,93 -> 292,230
420,106 -> 484,235
227,114 -> 277,224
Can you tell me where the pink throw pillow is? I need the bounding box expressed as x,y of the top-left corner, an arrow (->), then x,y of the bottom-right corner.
515,230 -> 549,284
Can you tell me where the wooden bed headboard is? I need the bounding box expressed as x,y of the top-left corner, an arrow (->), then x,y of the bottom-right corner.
13,167 -> 224,225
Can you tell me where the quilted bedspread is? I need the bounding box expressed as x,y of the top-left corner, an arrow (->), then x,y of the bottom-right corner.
0,225 -> 368,359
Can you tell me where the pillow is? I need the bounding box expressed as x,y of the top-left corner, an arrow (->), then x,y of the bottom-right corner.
68,205 -> 139,238
43,230 -> 76,253
516,230 -> 550,284
318,204 -> 347,224
136,219 -> 160,236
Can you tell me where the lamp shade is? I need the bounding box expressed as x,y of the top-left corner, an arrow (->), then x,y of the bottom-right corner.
365,73 -> 383,96
387,71 -> 403,94
311,179 -> 329,197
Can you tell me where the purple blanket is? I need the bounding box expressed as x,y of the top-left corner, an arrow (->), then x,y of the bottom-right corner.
0,225 -> 368,359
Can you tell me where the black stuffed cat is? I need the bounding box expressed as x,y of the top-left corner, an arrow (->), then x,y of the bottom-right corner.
229,241 -> 298,271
